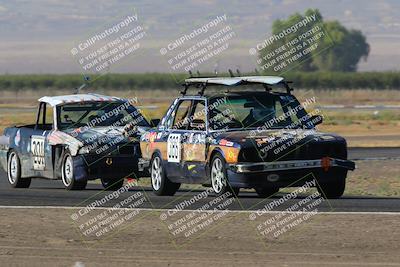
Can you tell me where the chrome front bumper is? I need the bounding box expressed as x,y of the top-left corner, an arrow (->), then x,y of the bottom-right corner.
138,158 -> 150,172
229,158 -> 356,174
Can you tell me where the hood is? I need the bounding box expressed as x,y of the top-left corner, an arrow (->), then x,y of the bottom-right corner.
211,129 -> 347,162
211,129 -> 344,146
48,126 -> 148,156
65,127 -> 128,145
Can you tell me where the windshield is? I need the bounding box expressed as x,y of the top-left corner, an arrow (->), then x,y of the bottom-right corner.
208,94 -> 309,130
57,101 -> 149,130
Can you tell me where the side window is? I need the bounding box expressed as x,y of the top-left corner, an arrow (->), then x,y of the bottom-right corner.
172,100 -> 192,130
46,106 -> 54,126
279,97 -> 298,128
188,100 -> 206,130
208,97 -> 239,130
36,103 -> 53,130
165,99 -> 192,130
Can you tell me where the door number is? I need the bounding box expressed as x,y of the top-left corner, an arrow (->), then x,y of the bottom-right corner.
31,136 -> 46,170
167,134 -> 181,163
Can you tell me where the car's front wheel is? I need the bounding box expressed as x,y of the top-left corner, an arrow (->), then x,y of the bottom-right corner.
317,177 -> 346,199
7,150 -> 31,188
210,154 -> 239,197
150,154 -> 180,196
61,152 -> 87,190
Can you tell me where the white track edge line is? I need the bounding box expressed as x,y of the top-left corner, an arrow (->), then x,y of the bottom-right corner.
0,205 -> 399,215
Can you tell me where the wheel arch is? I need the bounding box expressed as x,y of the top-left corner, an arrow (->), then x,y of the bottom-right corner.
206,147 -> 225,179
53,145 -> 68,179
208,147 -> 225,164
151,149 -> 165,167
151,149 -> 163,159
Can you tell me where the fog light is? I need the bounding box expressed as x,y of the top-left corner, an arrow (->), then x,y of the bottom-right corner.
267,174 -> 280,182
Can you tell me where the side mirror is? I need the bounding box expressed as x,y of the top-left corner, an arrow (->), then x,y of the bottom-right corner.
309,115 -> 323,126
150,119 -> 160,127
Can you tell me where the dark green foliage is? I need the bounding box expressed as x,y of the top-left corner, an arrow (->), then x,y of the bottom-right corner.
0,72 -> 399,91
259,9 -> 370,72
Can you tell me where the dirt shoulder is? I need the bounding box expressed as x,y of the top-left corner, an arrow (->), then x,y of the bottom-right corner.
0,208 -> 399,267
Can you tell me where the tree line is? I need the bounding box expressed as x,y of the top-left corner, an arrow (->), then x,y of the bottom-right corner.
0,72 -> 399,91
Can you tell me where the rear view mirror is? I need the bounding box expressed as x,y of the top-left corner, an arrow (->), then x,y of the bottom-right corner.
150,119 -> 160,127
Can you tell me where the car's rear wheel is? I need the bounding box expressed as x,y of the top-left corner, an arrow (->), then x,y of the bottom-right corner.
210,154 -> 239,197
150,154 -> 180,196
61,153 -> 87,190
101,178 -> 124,190
317,177 -> 346,199
7,151 -> 31,188
255,186 -> 279,198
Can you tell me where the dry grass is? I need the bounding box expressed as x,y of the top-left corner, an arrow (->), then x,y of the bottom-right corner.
346,160 -> 400,197
1,89 -> 399,146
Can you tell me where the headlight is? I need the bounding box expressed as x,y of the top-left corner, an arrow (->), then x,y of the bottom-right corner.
78,146 -> 91,154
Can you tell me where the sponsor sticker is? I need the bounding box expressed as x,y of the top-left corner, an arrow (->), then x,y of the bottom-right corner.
219,139 -> 234,147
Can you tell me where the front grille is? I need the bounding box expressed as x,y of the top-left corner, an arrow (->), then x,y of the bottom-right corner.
305,142 -> 347,160
118,144 -> 136,155
239,140 -> 347,162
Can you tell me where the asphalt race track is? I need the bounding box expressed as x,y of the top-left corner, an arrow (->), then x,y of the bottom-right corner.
0,147 -> 399,212
348,147 -> 400,160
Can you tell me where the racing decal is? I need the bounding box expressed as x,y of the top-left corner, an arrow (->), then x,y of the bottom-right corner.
167,133 -> 181,163
188,133 -> 195,143
149,132 -> 157,143
31,136 -> 46,170
141,132 -> 150,142
15,130 -> 21,146
226,149 -> 237,162
187,133 -> 206,144
219,139 -> 234,147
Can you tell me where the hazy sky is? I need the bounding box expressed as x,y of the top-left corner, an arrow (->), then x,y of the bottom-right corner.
0,0 -> 400,74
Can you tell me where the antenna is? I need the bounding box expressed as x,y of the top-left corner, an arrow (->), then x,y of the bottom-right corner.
75,76 -> 90,94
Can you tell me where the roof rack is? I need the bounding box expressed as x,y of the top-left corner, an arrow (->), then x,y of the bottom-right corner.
181,75 -> 293,95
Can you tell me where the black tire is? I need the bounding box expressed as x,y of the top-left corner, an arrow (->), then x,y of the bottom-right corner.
150,154 -> 180,196
255,186 -> 279,198
7,150 -> 31,188
101,178 -> 124,191
61,152 -> 87,190
210,153 -> 240,197
317,177 -> 346,199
